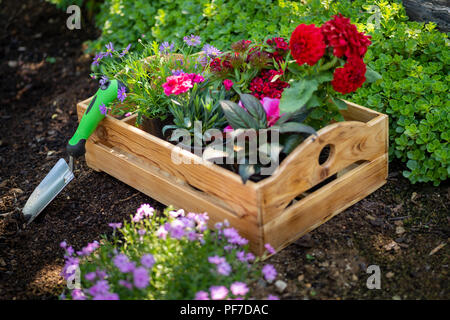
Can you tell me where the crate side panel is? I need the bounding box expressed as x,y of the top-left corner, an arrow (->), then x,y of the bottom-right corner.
263,154 -> 387,252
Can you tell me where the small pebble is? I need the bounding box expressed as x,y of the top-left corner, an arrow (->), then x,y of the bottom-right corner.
275,280 -> 287,293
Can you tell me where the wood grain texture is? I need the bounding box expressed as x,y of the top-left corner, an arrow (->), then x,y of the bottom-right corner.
263,154 -> 388,252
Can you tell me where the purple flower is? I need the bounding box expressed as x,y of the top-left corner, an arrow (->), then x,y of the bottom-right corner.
183,34 -> 201,47
117,86 -> 127,103
85,272 -> 96,281
71,289 -> 86,300
119,280 -> 133,290
117,88 -> 127,102
265,243 -> 276,255
60,241 -> 67,249
61,256 -> 79,280
99,103 -> 107,116
171,69 -> 185,76
138,229 -> 146,236
210,286 -> 228,300
119,44 -> 131,57
99,75 -> 109,86
137,204 -> 154,218
217,262 -> 231,276
108,222 -> 122,230
230,282 -> 249,296
88,280 -> 110,296
92,52 -> 104,66
203,44 -> 221,57
246,253 -> 255,262
186,230 -> 197,241
159,41 -> 174,53
266,294 -> 279,300
113,254 -> 135,273
93,292 -> 119,300
195,291 -> 209,300
133,267 -> 149,289
208,255 -> 226,265
141,254 -> 155,269
105,42 -> 114,57
65,246 -> 74,257
77,241 -> 99,256
96,270 -> 107,279
262,264 -> 277,282
170,226 -> 185,239
236,251 -> 246,262
223,227 -> 239,239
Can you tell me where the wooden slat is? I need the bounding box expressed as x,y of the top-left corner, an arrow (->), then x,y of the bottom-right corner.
257,113 -> 388,224
85,140 -> 264,254
77,100 -> 259,219
263,154 -> 388,252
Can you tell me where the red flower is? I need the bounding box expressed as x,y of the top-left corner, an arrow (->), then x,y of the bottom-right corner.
249,69 -> 289,99
289,24 -> 326,66
223,79 -> 233,91
321,14 -> 372,59
331,57 -> 367,94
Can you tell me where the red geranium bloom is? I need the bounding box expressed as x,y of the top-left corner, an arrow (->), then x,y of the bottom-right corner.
289,24 -> 326,66
321,14 -> 372,59
331,57 -> 367,94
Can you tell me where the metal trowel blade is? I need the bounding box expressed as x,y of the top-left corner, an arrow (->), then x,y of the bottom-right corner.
22,158 -> 74,224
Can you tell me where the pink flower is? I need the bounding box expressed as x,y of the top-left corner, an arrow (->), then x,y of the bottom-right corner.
260,97 -> 281,126
162,74 -> 193,95
264,243 -> 276,255
230,282 -> 249,296
223,79 -> 234,91
195,291 -> 209,300
187,73 -> 205,84
210,286 -> 228,300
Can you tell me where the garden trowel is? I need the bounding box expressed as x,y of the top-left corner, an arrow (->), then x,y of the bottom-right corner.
22,79 -> 127,224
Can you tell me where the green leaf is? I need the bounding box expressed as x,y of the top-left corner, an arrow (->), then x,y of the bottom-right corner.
239,93 -> 267,128
365,66 -> 382,83
276,122 -> 317,136
279,79 -> 319,114
239,164 -> 256,184
330,96 -> 348,110
282,135 -> 303,154
219,100 -> 259,129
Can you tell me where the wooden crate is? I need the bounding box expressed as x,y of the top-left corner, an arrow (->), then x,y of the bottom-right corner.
76,98 -> 388,256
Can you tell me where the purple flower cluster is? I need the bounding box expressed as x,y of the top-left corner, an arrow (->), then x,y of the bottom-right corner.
99,103 -> 107,116
132,203 -> 154,222
222,227 -> 248,246
202,44 -> 221,57
158,210 -> 209,242
159,41 -> 174,54
76,241 -> 100,257
195,282 -> 249,300
208,255 -> 231,276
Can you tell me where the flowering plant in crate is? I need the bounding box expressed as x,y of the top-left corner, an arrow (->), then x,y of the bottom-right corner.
60,205 -> 280,300
90,14 -> 380,182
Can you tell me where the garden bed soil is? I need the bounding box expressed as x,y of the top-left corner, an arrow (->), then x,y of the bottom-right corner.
0,0 -> 448,300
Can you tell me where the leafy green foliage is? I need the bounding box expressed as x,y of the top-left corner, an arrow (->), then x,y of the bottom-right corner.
163,81 -> 229,144
350,22 -> 449,186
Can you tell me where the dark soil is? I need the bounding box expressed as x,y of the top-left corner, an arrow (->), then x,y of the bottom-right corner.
0,0 -> 448,300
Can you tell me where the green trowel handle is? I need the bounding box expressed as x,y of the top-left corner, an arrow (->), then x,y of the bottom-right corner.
67,79 -> 126,157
